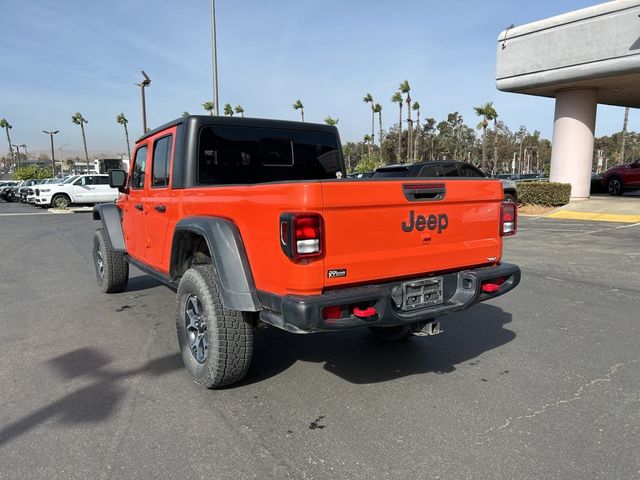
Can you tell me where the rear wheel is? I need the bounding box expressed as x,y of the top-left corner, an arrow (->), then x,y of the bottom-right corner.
52,193 -> 71,209
176,264 -> 253,388
607,177 -> 623,196
93,228 -> 129,293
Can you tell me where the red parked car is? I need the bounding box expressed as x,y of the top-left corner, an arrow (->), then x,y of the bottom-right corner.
602,158 -> 640,195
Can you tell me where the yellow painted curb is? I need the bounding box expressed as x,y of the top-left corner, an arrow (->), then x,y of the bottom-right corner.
546,210 -> 640,223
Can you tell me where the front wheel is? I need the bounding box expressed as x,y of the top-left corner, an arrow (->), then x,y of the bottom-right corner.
51,193 -> 71,209
607,177 -> 623,196
176,264 -> 253,388
93,228 -> 129,293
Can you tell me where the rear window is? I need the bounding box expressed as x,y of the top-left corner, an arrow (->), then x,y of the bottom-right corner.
197,126 -> 342,184
373,168 -> 411,178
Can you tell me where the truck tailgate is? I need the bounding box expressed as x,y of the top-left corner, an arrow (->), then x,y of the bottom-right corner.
321,179 -> 504,288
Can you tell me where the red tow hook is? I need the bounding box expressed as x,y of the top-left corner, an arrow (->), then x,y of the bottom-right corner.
481,277 -> 506,293
353,306 -> 377,318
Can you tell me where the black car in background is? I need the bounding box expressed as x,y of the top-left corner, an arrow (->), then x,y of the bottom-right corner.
373,160 -> 518,202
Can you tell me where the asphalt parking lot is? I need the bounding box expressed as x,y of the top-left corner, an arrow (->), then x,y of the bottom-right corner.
1,201 -> 638,480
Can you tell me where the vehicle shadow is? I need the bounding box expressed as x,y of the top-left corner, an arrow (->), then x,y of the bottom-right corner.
0,348 -> 182,447
239,303 -> 515,386
124,274 -> 164,292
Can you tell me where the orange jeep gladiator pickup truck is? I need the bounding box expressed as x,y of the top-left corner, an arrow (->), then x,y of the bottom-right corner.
93,115 -> 520,388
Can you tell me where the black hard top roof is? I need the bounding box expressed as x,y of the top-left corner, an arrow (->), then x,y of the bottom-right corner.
136,115 -> 339,143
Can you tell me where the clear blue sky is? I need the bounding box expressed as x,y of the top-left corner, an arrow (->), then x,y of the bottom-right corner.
0,0 -> 635,156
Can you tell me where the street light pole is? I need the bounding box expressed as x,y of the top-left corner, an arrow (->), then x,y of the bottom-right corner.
210,0 -> 220,116
43,130 -> 59,177
59,143 -> 70,174
136,71 -> 151,133
12,144 -> 21,169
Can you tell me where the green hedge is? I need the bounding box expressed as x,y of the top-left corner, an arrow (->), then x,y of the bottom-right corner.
517,182 -> 571,207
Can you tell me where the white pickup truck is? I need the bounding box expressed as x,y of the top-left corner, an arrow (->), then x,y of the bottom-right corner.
35,174 -> 119,208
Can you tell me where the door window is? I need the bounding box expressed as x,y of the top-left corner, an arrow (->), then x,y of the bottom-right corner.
152,135 -> 173,188
131,146 -> 148,189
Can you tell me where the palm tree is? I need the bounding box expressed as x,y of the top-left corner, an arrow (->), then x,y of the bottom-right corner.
391,92 -> 403,161
182,111 -> 190,117
292,99 -> 304,122
363,93 -> 375,146
202,101 -> 215,115
620,106 -> 630,165
324,116 -> 339,126
491,107 -> 499,173
116,113 -> 131,163
223,103 -> 234,116
412,101 -> 420,162
0,119 -> 14,170
373,104 -> 383,146
71,112 -> 90,173
399,81 -> 412,161
363,134 -> 372,156
474,102 -> 497,171
234,105 -> 245,117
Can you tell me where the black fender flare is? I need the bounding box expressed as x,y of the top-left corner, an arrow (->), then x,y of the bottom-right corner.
93,203 -> 126,254
170,216 -> 261,312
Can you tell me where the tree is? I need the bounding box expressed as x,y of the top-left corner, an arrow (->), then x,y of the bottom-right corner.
391,91 -> 403,161
293,99 -> 304,122
71,112 -> 90,173
202,101 -> 215,115
620,107 -> 630,165
234,105 -> 245,117
0,119 -> 14,169
474,102 -> 497,171
324,116 -> 339,126
399,81 -> 412,161
116,113 -> 131,162
373,103 -> 383,146
363,93 -> 375,146
223,103 -> 234,116
182,111 -> 190,117
412,101 -> 420,161
363,134 -> 373,155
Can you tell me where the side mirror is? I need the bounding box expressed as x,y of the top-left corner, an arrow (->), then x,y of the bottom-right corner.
109,169 -> 128,193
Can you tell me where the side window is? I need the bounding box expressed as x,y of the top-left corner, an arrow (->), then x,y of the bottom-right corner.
418,165 -> 443,177
74,176 -> 88,186
131,146 -> 148,189
95,176 -> 110,185
152,135 -> 173,188
460,165 -> 484,177
440,164 -> 460,177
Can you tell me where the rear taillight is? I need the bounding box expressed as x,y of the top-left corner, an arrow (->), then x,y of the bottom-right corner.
500,202 -> 517,236
280,213 -> 324,261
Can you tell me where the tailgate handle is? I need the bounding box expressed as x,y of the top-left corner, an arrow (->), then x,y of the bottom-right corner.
402,183 -> 446,202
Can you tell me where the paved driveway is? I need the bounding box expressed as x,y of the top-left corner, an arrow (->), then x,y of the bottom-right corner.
1,201 -> 638,479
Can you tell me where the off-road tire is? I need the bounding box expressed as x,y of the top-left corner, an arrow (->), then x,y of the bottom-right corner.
607,176 -> 623,196
52,193 -> 71,209
176,264 -> 253,389
93,228 -> 129,293
368,325 -> 412,341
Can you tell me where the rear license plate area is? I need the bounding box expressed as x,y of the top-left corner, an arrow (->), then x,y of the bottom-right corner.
401,277 -> 443,311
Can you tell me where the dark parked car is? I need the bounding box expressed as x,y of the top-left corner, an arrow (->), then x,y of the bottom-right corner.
373,161 -> 518,202
602,158 -> 640,195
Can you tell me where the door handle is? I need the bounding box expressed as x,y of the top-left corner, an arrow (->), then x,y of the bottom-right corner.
154,204 -> 166,213
135,204 -> 144,211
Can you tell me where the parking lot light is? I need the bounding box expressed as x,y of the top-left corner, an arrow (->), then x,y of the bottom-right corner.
43,130 -> 60,177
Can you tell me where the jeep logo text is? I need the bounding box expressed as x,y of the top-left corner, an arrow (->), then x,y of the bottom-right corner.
401,211 -> 449,233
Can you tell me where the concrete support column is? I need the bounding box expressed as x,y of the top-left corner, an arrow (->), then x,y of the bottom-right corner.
549,89 -> 597,200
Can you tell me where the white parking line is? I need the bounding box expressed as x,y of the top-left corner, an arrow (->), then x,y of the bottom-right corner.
0,212 -> 52,216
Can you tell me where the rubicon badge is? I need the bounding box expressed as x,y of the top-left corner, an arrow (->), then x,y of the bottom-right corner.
327,269 -> 347,278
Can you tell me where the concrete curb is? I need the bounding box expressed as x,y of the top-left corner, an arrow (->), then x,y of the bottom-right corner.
47,208 -> 75,215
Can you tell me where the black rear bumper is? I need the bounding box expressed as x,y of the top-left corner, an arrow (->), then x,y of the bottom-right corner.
257,263 -> 521,333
